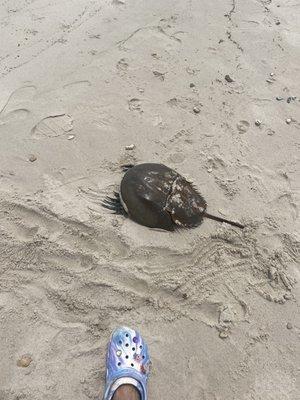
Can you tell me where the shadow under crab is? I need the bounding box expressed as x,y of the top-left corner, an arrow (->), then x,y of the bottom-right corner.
102,163 -> 244,231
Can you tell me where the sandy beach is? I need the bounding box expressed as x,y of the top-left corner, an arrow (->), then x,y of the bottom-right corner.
0,0 -> 299,399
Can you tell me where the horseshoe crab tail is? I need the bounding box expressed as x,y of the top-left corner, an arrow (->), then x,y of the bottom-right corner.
203,212 -> 245,229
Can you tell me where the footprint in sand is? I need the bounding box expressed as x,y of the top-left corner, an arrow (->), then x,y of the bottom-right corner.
0,85 -> 36,125
31,114 -> 73,138
0,108 -> 30,125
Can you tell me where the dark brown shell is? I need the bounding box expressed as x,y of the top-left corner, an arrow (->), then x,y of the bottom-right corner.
120,163 -> 206,231
102,163 -> 244,230
164,175 -> 207,228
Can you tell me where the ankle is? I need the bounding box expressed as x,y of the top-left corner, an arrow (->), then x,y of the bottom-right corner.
112,384 -> 140,400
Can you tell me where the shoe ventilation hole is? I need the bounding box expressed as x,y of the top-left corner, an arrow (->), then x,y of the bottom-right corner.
132,347 -> 135,351
125,355 -> 129,359
118,362 -> 121,366
125,343 -> 129,347
131,363 -> 134,367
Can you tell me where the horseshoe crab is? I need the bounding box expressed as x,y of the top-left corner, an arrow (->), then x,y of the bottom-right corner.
102,163 -> 244,231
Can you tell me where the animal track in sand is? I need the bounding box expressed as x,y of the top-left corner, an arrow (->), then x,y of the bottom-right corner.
128,98 -> 142,112
0,197 -> 297,337
116,58 -> 129,72
237,120 -> 250,134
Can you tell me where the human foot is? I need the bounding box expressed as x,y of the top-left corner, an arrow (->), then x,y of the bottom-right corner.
112,384 -> 140,400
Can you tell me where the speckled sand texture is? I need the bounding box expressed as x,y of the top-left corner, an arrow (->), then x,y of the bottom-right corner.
0,1 -> 299,399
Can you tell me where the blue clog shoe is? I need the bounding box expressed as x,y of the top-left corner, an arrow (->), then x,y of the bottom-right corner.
103,327 -> 151,400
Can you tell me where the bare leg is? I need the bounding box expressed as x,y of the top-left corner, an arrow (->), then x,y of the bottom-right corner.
112,384 -> 140,400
